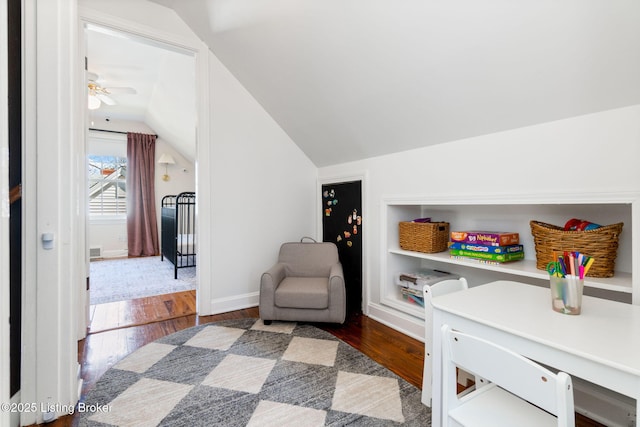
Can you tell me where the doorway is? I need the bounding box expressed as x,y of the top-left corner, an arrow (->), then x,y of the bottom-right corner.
83,22 -> 199,329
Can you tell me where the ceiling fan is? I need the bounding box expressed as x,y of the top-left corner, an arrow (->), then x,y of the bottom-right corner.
87,72 -> 137,110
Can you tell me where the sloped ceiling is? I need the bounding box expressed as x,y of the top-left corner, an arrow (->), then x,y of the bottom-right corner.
87,25 -> 197,160
154,0 -> 640,167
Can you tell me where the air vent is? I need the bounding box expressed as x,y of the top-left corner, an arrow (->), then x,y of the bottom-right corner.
89,247 -> 102,259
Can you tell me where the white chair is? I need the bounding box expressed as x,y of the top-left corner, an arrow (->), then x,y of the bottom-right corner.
441,324 -> 575,427
421,277 -> 469,406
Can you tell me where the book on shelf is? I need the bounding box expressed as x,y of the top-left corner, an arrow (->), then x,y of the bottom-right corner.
395,268 -> 459,291
400,288 -> 424,307
448,242 -> 524,254
399,286 -> 423,297
449,248 -> 525,263
450,230 -> 519,246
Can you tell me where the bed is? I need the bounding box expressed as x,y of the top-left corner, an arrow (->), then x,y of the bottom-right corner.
161,192 -> 196,279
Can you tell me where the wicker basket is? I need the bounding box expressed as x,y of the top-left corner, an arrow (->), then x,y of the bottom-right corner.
530,220 -> 624,278
399,221 -> 449,253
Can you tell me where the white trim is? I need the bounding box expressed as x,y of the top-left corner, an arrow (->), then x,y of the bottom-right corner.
366,302 -> 424,342
77,8 -> 212,315
0,0 -> 11,424
317,172 -> 369,314
380,190 -> 640,206
101,249 -> 128,259
78,6 -> 199,54
20,0 -> 38,424
210,292 -> 259,315
193,38 -> 212,315
21,0 -> 83,423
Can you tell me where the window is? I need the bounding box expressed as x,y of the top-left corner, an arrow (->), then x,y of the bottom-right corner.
88,155 -> 127,217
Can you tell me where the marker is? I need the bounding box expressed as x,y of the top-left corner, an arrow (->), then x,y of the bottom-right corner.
583,257 -> 595,276
568,253 -> 576,277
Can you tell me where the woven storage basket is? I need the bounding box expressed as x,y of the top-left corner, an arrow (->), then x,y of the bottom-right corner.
530,220 -> 624,278
399,221 -> 449,253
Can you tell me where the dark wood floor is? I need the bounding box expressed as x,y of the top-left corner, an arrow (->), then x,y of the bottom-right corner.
37,290 -> 604,426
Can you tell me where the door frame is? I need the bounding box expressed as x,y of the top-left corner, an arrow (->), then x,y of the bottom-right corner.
78,7 -> 212,316
1,0 -> 12,425
317,172 -> 368,314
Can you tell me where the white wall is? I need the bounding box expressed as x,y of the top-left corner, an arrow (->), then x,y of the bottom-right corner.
318,105 -> 640,320
208,52 -> 317,312
154,137 -> 196,227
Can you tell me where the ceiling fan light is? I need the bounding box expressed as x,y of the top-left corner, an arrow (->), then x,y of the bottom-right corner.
88,94 -> 101,110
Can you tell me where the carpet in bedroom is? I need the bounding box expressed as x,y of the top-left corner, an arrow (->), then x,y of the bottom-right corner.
90,256 -> 196,305
77,318 -> 431,426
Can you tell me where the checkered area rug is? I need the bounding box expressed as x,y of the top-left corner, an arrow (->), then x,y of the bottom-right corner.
78,318 -> 430,426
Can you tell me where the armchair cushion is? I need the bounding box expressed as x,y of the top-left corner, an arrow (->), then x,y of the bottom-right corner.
275,277 -> 329,309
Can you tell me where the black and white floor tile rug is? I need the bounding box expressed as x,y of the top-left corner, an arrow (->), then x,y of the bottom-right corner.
78,318 -> 430,426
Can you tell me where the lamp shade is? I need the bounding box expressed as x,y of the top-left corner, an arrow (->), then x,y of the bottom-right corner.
158,153 -> 176,165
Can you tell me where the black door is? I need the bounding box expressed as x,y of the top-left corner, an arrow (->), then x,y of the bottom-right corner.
8,0 -> 22,398
321,181 -> 362,314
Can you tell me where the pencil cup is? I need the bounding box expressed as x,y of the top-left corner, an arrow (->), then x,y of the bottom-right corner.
550,276 -> 583,315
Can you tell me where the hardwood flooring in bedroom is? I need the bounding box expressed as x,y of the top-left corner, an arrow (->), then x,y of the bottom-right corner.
38,291 -> 605,427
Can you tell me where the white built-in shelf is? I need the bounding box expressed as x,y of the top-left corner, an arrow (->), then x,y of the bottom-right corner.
380,192 -> 639,323
389,248 -> 633,294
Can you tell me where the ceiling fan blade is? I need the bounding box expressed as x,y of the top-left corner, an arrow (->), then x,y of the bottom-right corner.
96,93 -> 116,106
105,87 -> 137,95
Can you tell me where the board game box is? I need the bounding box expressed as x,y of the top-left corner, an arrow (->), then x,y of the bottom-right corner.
449,248 -> 524,262
448,242 -> 523,254
450,231 -> 519,246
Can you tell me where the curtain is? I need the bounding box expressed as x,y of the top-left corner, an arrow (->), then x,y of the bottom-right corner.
127,132 -> 159,256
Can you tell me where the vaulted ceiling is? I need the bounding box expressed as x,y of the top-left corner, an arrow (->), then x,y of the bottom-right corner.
154,0 -> 640,167
86,24 -> 197,160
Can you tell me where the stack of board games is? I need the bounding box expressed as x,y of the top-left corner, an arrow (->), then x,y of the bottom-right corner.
395,268 -> 460,306
449,231 -> 524,264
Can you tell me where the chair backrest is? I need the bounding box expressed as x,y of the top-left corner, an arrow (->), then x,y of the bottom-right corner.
423,278 -> 468,349
421,278 -> 469,406
441,324 -> 575,426
278,241 -> 340,277
427,278 -> 469,299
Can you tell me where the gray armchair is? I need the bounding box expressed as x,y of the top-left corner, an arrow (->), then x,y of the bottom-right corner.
260,240 -> 346,324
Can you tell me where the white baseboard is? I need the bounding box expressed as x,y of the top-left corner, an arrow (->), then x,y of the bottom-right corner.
366,302 -> 424,342
209,292 -> 259,315
101,249 -> 128,259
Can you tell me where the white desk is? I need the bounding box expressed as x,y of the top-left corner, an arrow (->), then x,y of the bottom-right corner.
430,280 -> 640,426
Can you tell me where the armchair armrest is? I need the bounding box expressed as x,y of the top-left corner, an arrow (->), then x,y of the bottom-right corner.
329,262 -> 346,322
329,263 -> 344,287
260,263 -> 286,320
261,263 -> 287,292
329,262 -> 345,297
